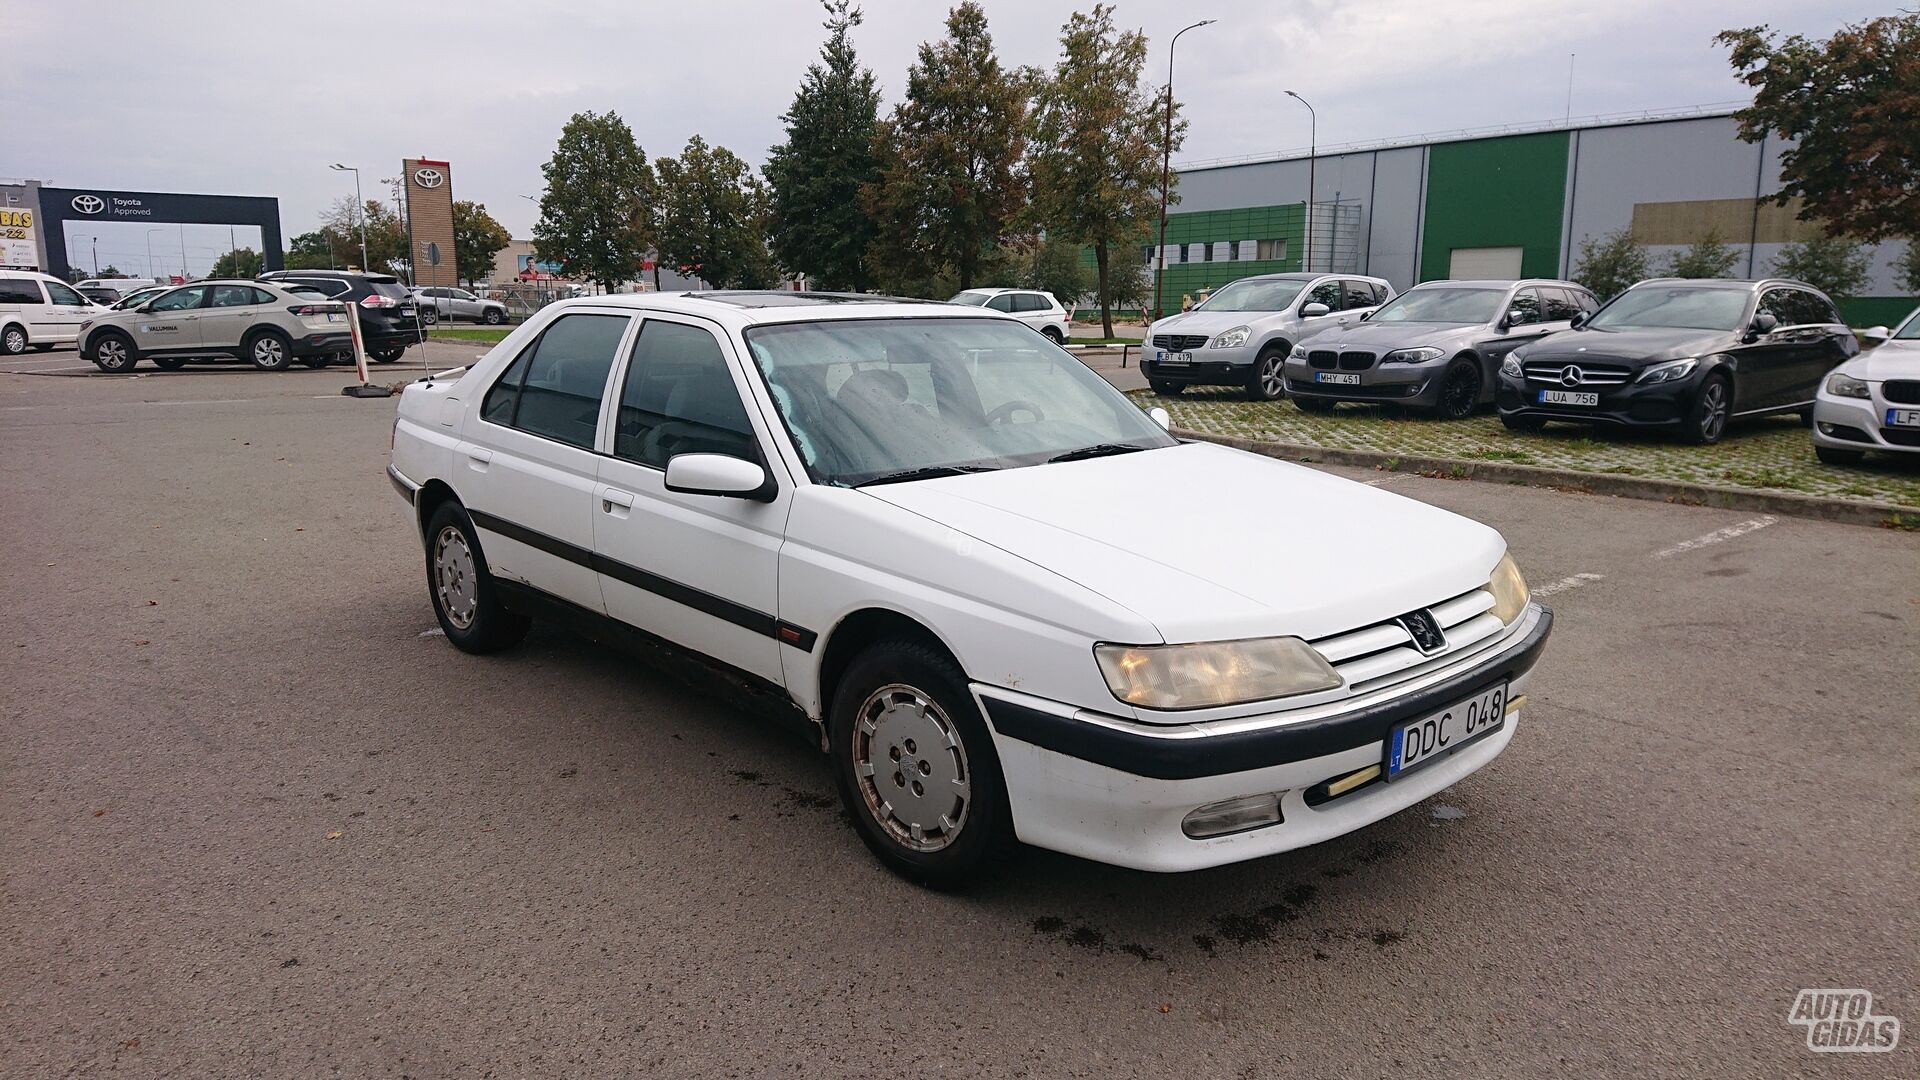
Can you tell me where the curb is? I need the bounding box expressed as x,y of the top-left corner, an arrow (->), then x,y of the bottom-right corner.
1175,429 -> 1920,529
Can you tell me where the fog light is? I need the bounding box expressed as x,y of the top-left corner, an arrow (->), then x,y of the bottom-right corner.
1817,423 -> 1835,435
1407,382 -> 1427,396
1181,792 -> 1285,839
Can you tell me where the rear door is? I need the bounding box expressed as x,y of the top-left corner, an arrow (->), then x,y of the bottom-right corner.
459,310 -> 634,612
40,279 -> 94,344
200,284 -> 267,349
594,314 -> 790,684
1783,289 -> 1850,404
130,285 -> 207,352
1745,288 -> 1809,410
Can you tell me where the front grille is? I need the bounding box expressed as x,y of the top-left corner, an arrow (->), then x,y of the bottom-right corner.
1152,334 -> 1209,351
1883,380 -> 1920,404
1308,587 -> 1506,693
1307,349 -> 1338,370
1338,350 -> 1377,371
1523,362 -> 1633,386
1881,426 -> 1920,447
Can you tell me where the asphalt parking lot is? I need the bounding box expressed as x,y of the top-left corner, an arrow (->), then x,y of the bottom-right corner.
3,358 -> 1915,1077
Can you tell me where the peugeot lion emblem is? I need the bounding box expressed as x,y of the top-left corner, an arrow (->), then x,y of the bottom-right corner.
71,194 -> 105,214
1560,365 -> 1584,387
1397,609 -> 1447,655
413,168 -> 445,189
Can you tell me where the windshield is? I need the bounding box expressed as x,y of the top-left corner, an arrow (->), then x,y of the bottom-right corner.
1588,286 -> 1750,331
948,292 -> 992,307
1370,288 -> 1504,324
743,317 -> 1176,487
1893,309 -> 1920,340
1196,278 -> 1307,313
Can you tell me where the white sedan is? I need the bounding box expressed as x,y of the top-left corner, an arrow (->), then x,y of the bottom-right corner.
1811,309 -> 1920,464
388,291 -> 1550,885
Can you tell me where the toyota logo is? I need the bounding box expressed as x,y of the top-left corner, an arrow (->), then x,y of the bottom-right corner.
71,195 -> 105,215
1560,365 -> 1584,387
413,168 -> 445,189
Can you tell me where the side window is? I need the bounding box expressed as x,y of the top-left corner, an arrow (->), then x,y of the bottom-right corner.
1342,280 -> 1375,309
0,278 -> 45,303
1507,288 -> 1544,325
481,313 -> 629,449
45,280 -> 87,306
149,287 -> 206,312
303,279 -> 350,298
986,294 -> 1015,313
211,285 -> 256,308
1577,289 -> 1600,315
1792,289 -> 1839,326
614,320 -> 756,468
1757,289 -> 1794,325
1541,288 -> 1579,321
250,288 -> 277,305
1304,280 -> 1342,311
1018,293 -> 1049,313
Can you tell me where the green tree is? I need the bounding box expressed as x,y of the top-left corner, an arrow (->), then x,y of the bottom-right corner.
655,136 -> 779,290
452,200 -> 511,287
1897,243 -> 1920,295
1003,235 -> 1091,306
1026,4 -> 1175,336
1572,229 -> 1652,301
320,197 -> 408,274
1664,228 -> 1741,278
1718,15 -> 1920,243
208,247 -> 264,279
765,0 -> 880,291
286,229 -> 342,270
863,3 -> 1027,293
533,110 -> 657,291
1771,234 -> 1871,299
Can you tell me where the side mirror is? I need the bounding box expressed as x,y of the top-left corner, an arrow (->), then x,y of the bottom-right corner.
1569,311 -> 1587,329
1857,325 -> 1891,345
664,453 -> 773,502
1751,312 -> 1779,336
1358,309 -> 1373,321
1301,302 -> 1331,317
1149,406 -> 1171,430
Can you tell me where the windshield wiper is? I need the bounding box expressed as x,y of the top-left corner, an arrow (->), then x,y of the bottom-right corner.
852,463 -> 998,488
1046,442 -> 1155,464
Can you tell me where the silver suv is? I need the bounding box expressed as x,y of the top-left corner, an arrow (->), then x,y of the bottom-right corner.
1143,272 -> 1395,400
411,286 -> 509,326
78,279 -> 351,373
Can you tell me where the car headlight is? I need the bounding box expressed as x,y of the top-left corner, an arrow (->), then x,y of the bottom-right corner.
1825,372 -> 1870,399
1094,637 -> 1342,711
1488,553 -> 1530,625
1383,346 -> 1443,364
1499,354 -> 1523,378
1210,326 -> 1251,349
1637,358 -> 1698,384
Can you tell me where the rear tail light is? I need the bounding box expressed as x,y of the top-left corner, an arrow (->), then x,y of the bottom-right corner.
360,294 -> 400,308
288,304 -> 342,316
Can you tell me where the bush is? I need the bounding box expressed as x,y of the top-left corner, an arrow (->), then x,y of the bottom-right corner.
1573,229 -> 1651,302
1770,235 -> 1871,299
1664,229 -> 1742,278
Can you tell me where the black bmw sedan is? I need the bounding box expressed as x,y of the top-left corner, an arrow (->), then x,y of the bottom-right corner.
1494,278 -> 1857,444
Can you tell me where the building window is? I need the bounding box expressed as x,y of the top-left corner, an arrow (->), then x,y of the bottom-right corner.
1255,239 -> 1287,261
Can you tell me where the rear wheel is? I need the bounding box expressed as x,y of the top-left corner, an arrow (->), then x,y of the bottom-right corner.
419,306 -> 439,327
1245,346 -> 1287,401
1,324 -> 27,355
92,332 -> 138,373
1430,359 -> 1482,420
1815,445 -> 1865,466
829,639 -> 1014,889
1148,378 -> 1185,396
370,346 -> 405,364
1041,325 -> 1064,345
300,354 -> 333,369
1684,373 -> 1732,445
246,330 -> 293,371
482,306 -> 504,326
424,501 -> 531,653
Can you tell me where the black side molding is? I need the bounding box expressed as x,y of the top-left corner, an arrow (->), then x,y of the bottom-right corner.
983,608 -> 1553,781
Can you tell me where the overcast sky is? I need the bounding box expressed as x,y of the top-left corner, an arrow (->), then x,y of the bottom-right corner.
3,0 -> 1879,273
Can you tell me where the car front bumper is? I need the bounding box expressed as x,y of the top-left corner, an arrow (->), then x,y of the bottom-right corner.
1283,358 -> 1443,405
1141,341 -> 1257,385
975,603 -> 1551,872
1495,371 -> 1694,428
1811,387 -> 1920,455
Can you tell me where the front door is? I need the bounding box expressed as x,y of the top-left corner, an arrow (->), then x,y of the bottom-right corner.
594,315 -> 790,685
131,286 -> 207,352
459,310 -> 633,613
39,279 -> 94,344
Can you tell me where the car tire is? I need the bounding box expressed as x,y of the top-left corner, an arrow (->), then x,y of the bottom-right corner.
1499,412 -> 1545,433
1,324 -> 27,355
483,307 -> 505,326
1148,378 -> 1185,396
1041,325 -> 1064,345
1684,372 -> 1732,445
1815,445 -> 1865,466
1294,396 -> 1336,414
420,307 -> 439,327
245,330 -> 293,371
1245,346 -> 1287,401
1430,359 -> 1482,420
829,638 -> 1015,890
151,356 -> 187,371
370,346 -> 405,364
424,501 -> 531,654
300,354 -> 333,369
92,331 -> 138,373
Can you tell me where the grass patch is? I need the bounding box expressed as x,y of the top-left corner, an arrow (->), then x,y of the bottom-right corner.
429,327 -> 513,343
1469,449 -> 1536,464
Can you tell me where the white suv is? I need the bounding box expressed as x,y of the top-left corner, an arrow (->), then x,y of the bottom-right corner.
949,288 -> 1071,343
389,291 -> 1549,885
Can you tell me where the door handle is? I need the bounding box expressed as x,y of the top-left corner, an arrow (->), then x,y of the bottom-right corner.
600,488 -> 635,516
182,314 -> 198,321
465,448 -> 492,471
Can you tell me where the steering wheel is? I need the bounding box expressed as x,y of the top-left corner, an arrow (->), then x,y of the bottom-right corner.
986,399 -> 1045,425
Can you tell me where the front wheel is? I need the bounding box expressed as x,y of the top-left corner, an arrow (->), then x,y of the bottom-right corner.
1148,378 -> 1185,396
1684,373 -> 1732,445
830,640 -> 1014,889
424,502 -> 531,653
1245,347 -> 1287,401
92,333 -> 138,373
1815,445 -> 1865,466
1430,359 -> 1483,419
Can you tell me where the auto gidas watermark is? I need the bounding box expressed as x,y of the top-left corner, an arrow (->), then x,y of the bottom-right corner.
1788,989 -> 1900,1053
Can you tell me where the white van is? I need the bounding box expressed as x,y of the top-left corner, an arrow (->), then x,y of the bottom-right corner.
0,270 -> 104,354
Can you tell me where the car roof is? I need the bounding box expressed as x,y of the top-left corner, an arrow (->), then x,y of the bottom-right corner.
1632,277 -> 1820,293
526,290 -> 1004,330
950,287 -> 1047,295
1411,278 -> 1588,290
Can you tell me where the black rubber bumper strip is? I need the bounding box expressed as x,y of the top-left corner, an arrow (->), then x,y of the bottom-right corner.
982,607 -> 1553,781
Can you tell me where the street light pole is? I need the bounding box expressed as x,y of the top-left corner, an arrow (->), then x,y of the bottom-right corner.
1155,18 -> 1215,323
146,227 -> 166,280
1285,90 -> 1316,273
331,163 -> 367,270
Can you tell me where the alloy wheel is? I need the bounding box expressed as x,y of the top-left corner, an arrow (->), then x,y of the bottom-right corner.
1700,381 -> 1728,441
433,525 -> 478,629
1443,365 -> 1481,418
1258,356 -> 1284,398
851,683 -> 971,852
97,338 -> 130,369
2,327 -> 25,354
253,336 -> 284,366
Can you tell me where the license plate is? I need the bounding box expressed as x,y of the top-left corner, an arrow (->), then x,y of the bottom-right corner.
325,312 -> 342,323
1538,389 -> 1599,406
1315,372 -> 1361,385
1159,350 -> 1191,365
1386,683 -> 1507,779
1887,408 -> 1920,428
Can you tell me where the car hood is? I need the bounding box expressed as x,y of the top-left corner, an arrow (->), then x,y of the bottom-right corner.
859,441 -> 1505,643
1295,320 -> 1486,352
1846,340 -> 1920,380
1148,309 -> 1290,339
1518,326 -> 1729,367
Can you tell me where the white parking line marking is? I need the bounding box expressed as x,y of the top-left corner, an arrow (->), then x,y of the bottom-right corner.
149,398 -> 262,406
418,628 -> 445,637
1533,572 -> 1605,597
1653,516 -> 1778,559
